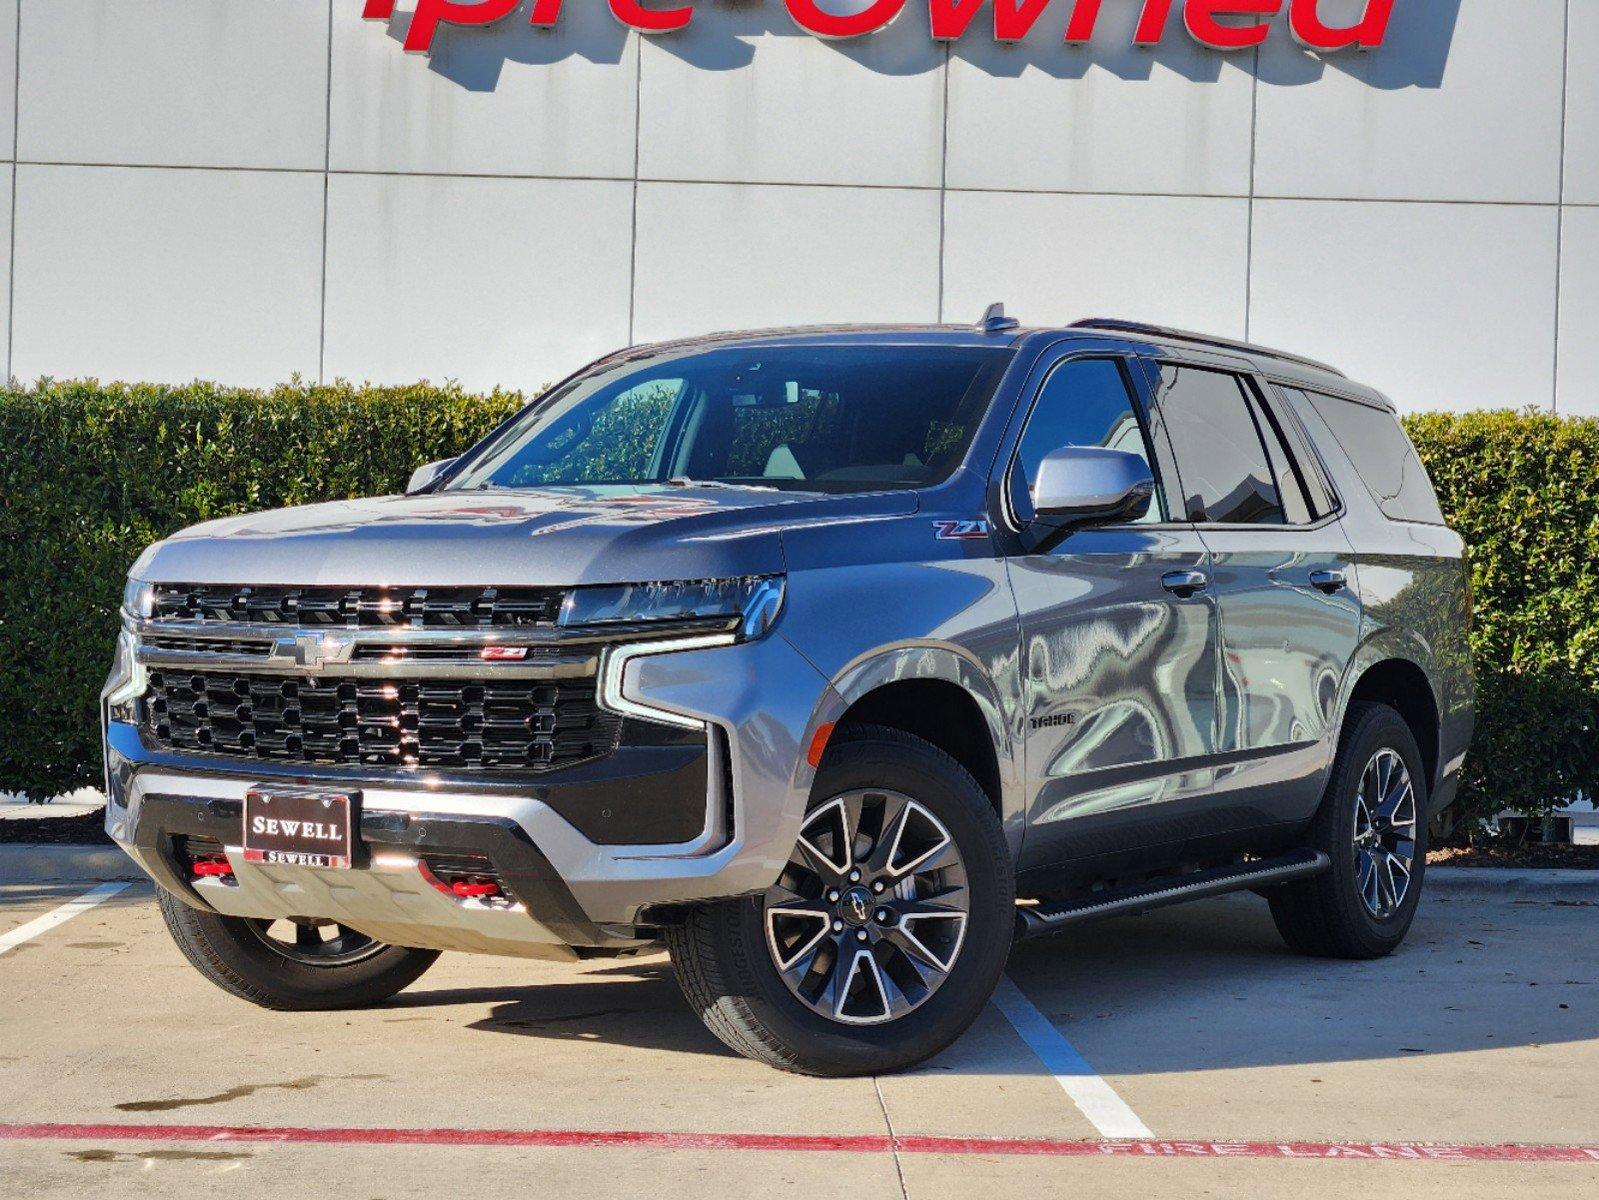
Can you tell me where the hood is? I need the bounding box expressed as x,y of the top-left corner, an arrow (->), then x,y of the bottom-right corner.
140,485 -> 917,586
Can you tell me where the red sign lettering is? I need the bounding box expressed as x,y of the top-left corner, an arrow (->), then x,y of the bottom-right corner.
399,0 -> 519,56
365,0 -> 1395,57
1289,0 -> 1395,51
1184,0 -> 1280,51
930,0 -> 1054,43
1063,0 -> 1103,44
1133,0 -> 1177,44
374,0 -> 693,54
611,0 -> 695,33
786,0 -> 907,40
528,0 -> 566,30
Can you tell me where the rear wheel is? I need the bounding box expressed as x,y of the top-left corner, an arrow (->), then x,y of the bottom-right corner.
1269,701 -> 1429,959
666,726 -> 1013,1076
157,889 -> 439,1010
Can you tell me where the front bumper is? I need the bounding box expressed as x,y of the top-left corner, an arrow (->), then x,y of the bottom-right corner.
104,632 -> 840,956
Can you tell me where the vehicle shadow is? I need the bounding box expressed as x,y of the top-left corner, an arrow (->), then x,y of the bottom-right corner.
386,889 -> 1598,1076
388,959 -> 744,1060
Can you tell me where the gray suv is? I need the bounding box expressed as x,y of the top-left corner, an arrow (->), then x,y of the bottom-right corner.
103,311 -> 1474,1076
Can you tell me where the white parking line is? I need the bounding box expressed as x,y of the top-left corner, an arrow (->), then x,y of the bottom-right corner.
0,882 -> 131,957
991,974 -> 1153,1139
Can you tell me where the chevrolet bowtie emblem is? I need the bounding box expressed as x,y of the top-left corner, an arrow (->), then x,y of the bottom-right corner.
273,633 -> 356,669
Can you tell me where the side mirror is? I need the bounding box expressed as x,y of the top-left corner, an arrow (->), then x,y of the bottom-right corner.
1030,446 -> 1155,537
406,458 -> 455,495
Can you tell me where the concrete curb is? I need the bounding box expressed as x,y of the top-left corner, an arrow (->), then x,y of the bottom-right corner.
0,802 -> 107,823
0,843 -> 140,885
1427,866 -> 1599,900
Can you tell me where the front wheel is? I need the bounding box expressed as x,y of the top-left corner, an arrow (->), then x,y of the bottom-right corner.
157,889 -> 440,1010
1268,701 -> 1429,959
666,725 -> 1014,1076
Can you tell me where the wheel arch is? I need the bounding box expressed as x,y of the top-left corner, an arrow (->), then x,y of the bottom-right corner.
825,646 -> 1023,851
1344,655 -> 1441,801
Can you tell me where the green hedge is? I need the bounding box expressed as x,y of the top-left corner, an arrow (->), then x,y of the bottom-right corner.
1,384 -> 1594,829
1405,410 -> 1599,822
0,381 -> 522,797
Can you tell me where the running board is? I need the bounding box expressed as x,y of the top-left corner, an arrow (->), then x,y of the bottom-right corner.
1014,848 -> 1331,941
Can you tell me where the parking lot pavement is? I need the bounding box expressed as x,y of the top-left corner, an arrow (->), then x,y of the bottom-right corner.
1003,887 -> 1599,1148
1,852 -> 1595,1199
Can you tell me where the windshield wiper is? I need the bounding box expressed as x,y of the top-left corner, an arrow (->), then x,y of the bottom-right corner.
666,477 -> 779,492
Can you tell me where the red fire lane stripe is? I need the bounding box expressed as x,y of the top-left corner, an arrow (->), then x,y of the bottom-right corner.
1,1123 -> 1597,1163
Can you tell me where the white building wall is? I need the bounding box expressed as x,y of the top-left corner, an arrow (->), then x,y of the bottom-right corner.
2,0 -> 1593,415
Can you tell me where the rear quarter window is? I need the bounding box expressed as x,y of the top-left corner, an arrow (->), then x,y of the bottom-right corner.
1291,389 -> 1445,526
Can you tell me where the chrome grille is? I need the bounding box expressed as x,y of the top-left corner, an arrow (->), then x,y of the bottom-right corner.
143,670 -> 619,772
150,584 -> 565,629
142,634 -> 276,658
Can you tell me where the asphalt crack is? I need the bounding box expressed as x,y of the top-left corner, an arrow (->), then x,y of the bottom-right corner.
873,1076 -> 911,1200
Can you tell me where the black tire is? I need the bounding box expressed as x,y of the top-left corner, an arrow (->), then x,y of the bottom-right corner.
157,889 -> 440,1011
665,725 -> 1014,1076
1268,701 -> 1430,959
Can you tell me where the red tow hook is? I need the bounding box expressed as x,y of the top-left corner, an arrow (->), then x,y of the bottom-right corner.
191,857 -> 234,878
450,880 -> 502,899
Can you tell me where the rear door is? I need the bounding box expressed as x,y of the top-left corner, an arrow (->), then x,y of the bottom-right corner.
1002,351 -> 1221,877
1140,355 -> 1361,840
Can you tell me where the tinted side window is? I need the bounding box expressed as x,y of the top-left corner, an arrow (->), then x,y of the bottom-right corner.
1153,365 -> 1283,524
1266,386 -> 1338,518
1015,357 -> 1164,523
1296,390 -> 1446,526
1249,388 -> 1315,524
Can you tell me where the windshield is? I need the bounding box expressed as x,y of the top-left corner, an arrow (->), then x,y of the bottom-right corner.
446,344 -> 1014,494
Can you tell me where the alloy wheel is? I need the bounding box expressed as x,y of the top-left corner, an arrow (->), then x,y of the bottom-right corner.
1352,748 -> 1418,920
763,789 -> 970,1026
242,918 -> 385,967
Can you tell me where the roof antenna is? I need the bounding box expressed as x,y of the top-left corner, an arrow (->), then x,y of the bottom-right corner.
978,302 -> 1019,333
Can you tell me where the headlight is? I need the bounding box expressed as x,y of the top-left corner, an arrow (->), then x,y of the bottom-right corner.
122,577 -> 154,620
104,628 -> 148,722
558,576 -> 784,640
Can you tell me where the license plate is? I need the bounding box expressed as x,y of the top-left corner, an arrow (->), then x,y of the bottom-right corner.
242,789 -> 354,869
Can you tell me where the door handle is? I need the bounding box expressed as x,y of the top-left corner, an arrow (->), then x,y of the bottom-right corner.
1309,569 -> 1347,594
1161,570 -> 1208,598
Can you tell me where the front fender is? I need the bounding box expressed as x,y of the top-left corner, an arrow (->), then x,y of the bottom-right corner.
621,630 -> 844,901
775,553 -> 1026,855
809,642 -> 1026,857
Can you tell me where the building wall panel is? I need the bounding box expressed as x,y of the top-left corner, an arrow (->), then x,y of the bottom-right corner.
633,181 -> 942,343
322,172 -> 634,391
1557,206 -> 1599,417
1249,198 -> 1560,413
329,1 -> 638,179
18,0 -> 329,170
1253,0 -> 1566,204
942,190 -> 1251,335
0,2 -> 1587,413
638,9 -> 945,188
11,164 -> 324,386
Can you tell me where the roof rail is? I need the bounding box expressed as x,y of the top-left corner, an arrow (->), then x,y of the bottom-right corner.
1068,318 -> 1346,378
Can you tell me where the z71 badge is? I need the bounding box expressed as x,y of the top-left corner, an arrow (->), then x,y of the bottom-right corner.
932,519 -> 991,541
